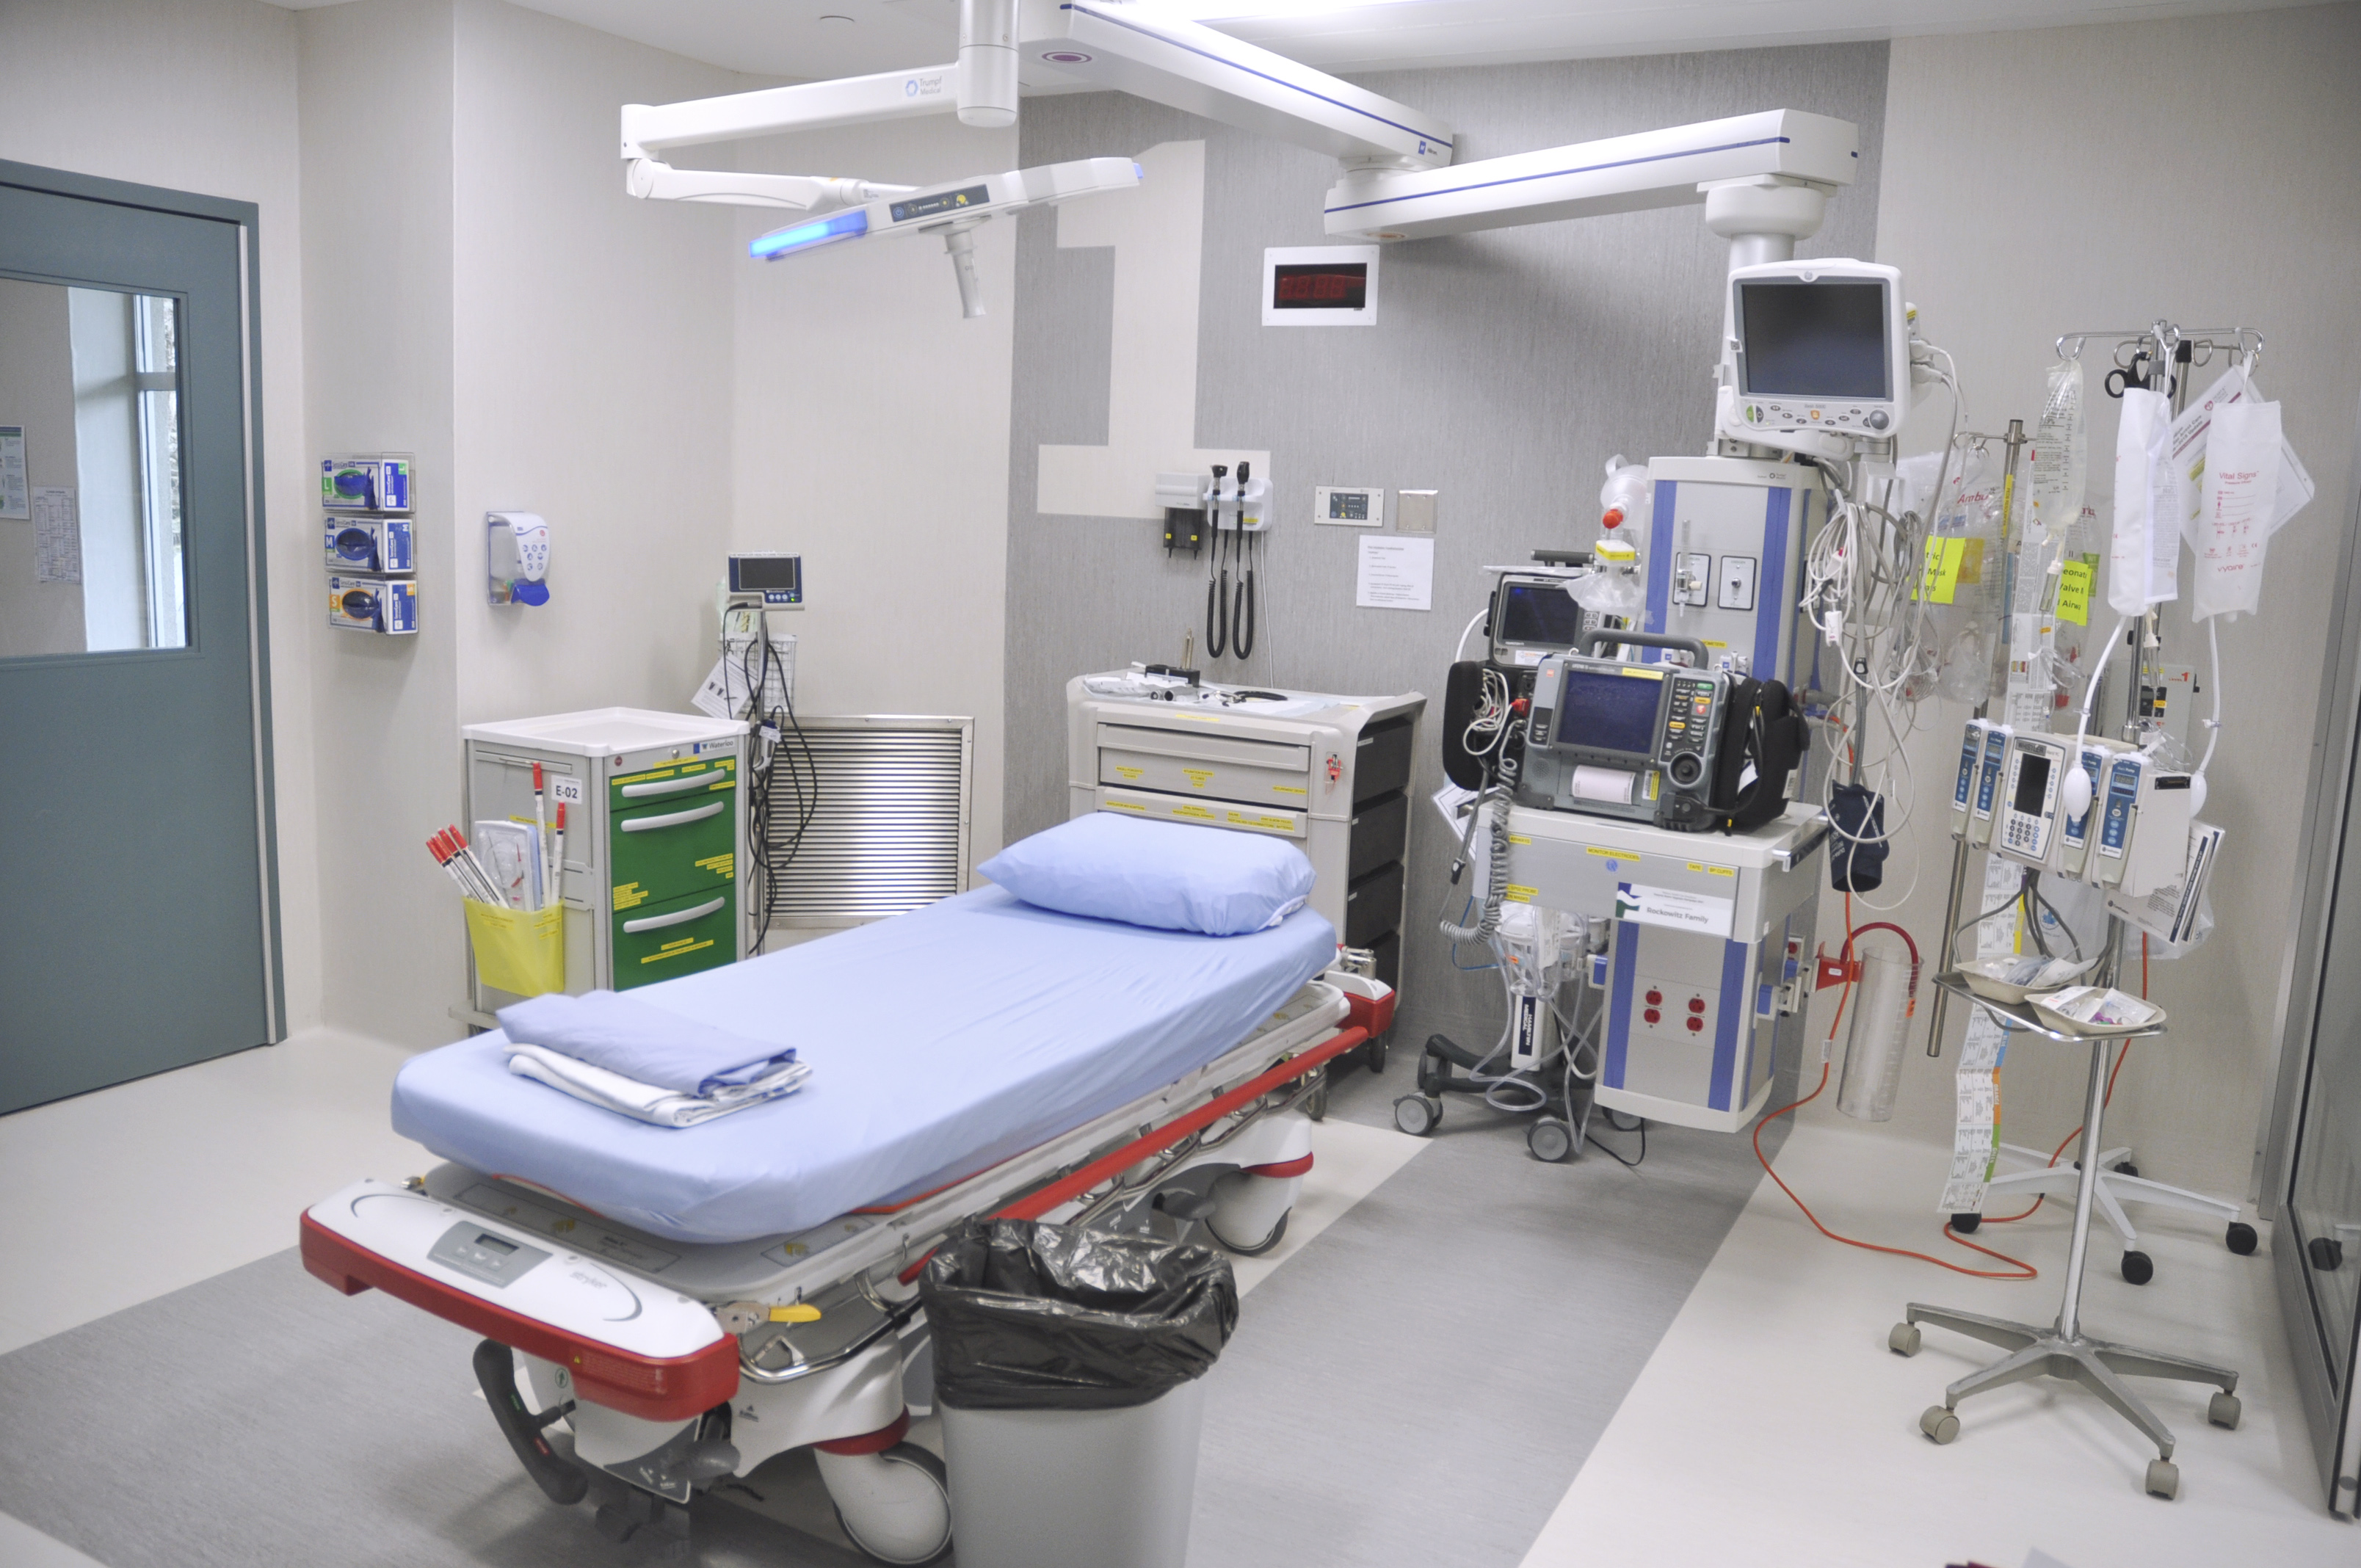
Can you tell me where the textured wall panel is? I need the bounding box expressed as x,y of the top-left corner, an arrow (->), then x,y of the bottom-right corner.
1006,45 -> 1887,1051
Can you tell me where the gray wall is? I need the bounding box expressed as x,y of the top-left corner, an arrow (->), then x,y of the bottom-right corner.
1005,45 -> 1887,1050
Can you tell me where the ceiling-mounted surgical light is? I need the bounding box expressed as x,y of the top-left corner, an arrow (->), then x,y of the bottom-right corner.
750,208 -> 871,260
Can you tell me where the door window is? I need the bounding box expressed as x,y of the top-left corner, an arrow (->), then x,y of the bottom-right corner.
0,278 -> 186,656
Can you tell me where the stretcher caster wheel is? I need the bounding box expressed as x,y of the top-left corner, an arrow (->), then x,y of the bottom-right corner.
2113,1160 -> 2141,1179
2144,1458 -> 2180,1500
1365,1034 -> 1389,1074
2311,1236 -> 2345,1271
1526,1117 -> 1574,1164
2226,1222 -> 2258,1255
2122,1250 -> 2155,1285
1208,1210 -> 1288,1257
1393,1095 -> 1441,1137
1304,1077 -> 1330,1122
1919,1405 -> 1959,1445
817,1442 -> 952,1564
2208,1391 -> 2242,1429
1950,1212 -> 1981,1235
1889,1323 -> 1921,1357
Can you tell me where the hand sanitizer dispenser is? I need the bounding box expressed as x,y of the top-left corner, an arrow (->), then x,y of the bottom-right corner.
487,512 -> 550,606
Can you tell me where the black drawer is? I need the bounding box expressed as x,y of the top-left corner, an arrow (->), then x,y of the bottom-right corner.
1343,859 -> 1404,950
1346,791 -> 1410,882
1352,716 -> 1415,807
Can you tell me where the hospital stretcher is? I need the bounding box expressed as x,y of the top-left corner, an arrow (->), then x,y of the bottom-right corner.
299,894 -> 1389,1563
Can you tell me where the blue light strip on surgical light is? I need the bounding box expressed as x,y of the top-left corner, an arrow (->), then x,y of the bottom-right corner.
750,208 -> 870,260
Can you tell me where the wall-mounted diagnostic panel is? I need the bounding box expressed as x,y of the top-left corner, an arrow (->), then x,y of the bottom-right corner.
1316,486 -> 1384,527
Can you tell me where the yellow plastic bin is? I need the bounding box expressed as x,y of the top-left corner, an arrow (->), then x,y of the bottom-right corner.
463,899 -> 565,998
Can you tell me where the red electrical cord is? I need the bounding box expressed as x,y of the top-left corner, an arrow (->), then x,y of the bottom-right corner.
1752,894 -> 2039,1280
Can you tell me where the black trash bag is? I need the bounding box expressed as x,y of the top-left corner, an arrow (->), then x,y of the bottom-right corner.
1829,783 -> 1889,893
921,1219 -> 1239,1412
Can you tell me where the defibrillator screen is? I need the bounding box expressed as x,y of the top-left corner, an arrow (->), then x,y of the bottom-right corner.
1556,670 -> 1664,757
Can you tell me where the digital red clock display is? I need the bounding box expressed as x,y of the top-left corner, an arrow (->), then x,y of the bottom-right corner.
1271,264 -> 1368,311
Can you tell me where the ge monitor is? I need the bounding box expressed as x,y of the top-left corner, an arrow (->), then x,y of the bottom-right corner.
1725,259 -> 1908,439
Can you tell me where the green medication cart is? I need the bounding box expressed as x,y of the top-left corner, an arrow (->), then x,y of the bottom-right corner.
460,708 -> 750,1019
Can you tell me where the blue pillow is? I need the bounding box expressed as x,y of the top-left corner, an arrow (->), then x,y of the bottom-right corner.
979,813 -> 1316,936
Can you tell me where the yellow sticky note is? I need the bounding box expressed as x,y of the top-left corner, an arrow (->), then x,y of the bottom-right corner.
1918,537 -> 1967,604
2056,559 -> 2094,626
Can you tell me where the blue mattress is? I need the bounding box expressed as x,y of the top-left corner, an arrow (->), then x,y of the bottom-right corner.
394,887 -> 1338,1244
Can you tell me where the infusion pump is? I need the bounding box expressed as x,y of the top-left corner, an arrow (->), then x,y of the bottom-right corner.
1948,719 -> 2194,899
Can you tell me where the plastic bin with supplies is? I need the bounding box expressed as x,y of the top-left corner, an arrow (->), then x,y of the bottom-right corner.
919,1218 -> 1240,1568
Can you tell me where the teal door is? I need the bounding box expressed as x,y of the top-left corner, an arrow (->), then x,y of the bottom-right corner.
0,163 -> 279,1112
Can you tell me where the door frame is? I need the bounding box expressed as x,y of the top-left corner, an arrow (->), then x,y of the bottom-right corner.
2258,385 -> 2361,1514
0,158 -> 283,1042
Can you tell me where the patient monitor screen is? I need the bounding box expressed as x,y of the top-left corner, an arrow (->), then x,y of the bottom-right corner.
1497,581 -> 1586,650
1737,280 -> 1890,399
1558,670 -> 1663,757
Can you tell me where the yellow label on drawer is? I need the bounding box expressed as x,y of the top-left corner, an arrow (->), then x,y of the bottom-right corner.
1169,804 -> 1216,821
1508,834 -> 1531,845
642,937 -> 714,964
1686,862 -> 1737,878
1273,785 -> 1308,796
1106,799 -> 1147,812
1226,810 -> 1295,832
1115,766 -> 1144,781
1503,884 -> 1537,903
696,853 -> 735,877
1586,846 -> 1638,862
1182,769 -> 1215,788
613,882 -> 648,911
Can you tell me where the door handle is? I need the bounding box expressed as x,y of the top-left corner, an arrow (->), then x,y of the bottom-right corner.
620,799 -> 726,832
622,896 -> 725,934
620,771 -> 728,799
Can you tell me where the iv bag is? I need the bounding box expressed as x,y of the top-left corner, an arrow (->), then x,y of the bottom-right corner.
1571,567 -> 1643,617
2190,398 -> 2283,621
2028,357 -> 2086,544
2108,388 -> 2176,615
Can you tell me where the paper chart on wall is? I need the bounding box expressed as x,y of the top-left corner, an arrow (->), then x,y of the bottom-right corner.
0,427 -> 25,519
1354,534 -> 1432,611
32,487 -> 80,584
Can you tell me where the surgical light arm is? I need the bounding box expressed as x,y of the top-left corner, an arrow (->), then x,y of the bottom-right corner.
747,157 -> 1145,319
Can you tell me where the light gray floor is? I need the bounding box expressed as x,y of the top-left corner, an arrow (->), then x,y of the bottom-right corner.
0,1030 -> 1792,1568
1181,1034 -> 1794,1566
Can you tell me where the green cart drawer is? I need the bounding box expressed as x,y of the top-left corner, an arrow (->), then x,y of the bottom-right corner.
612,885 -> 736,990
609,755 -> 736,810
610,783 -> 736,912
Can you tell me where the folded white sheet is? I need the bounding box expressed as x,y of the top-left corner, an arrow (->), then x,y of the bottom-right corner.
504,1043 -> 811,1128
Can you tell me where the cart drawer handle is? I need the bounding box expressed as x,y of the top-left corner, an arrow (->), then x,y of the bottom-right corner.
623,896 -> 725,934
620,799 -> 725,832
621,771 -> 726,799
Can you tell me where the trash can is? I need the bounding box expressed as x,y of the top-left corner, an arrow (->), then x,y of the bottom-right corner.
921,1218 -> 1239,1568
